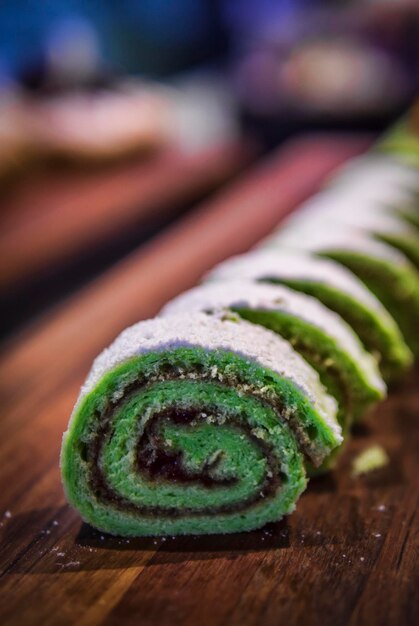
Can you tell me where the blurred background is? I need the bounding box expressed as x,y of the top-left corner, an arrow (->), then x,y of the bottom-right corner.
1,0 -> 419,338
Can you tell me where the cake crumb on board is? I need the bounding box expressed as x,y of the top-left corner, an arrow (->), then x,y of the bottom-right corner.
352,445 -> 389,476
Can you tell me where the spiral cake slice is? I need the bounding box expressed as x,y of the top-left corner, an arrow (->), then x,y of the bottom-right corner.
266,222 -> 419,359
61,313 -> 340,536
323,153 -> 419,227
162,281 -> 385,429
330,156 -> 419,227
280,191 -> 419,270
206,250 -> 412,383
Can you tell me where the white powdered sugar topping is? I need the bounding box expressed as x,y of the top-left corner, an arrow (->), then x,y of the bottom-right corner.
160,281 -> 384,394
328,155 -> 419,192
206,249 -> 389,316
75,313 -> 340,440
267,219 -> 408,264
281,190 -> 417,237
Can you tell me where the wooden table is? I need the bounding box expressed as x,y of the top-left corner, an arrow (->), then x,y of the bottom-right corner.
0,135 -> 417,626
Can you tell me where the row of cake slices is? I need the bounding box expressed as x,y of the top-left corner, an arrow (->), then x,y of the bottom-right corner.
60,137 -> 419,536
159,152 -> 419,471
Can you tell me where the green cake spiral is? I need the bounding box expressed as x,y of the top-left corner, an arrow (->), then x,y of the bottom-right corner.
61,315 -> 341,536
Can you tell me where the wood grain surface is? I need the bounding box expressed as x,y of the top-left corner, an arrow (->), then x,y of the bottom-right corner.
1,135 -> 417,626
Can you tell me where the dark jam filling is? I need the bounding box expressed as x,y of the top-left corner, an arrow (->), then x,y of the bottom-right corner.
87,376 -> 283,517
137,408 -> 238,488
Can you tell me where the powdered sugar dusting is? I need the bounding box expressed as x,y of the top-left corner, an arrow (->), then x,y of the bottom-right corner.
161,280 -> 384,394
329,154 -> 419,192
72,313 -> 340,441
264,219 -> 407,264
275,190 -> 417,238
206,249 -> 391,319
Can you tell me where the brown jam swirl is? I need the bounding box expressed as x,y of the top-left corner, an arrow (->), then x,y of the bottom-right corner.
86,374 -> 285,518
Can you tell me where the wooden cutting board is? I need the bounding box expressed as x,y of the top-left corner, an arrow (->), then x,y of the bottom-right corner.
0,135 -> 417,626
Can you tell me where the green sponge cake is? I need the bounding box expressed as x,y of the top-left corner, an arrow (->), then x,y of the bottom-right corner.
377,116 -> 419,169
162,281 -> 385,433
265,223 -> 419,359
206,250 -> 412,384
61,313 -> 341,536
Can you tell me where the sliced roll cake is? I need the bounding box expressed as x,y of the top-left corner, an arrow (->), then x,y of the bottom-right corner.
162,281 -> 385,431
206,250 -> 412,383
61,313 -> 341,536
324,153 -> 419,228
266,221 -> 419,358
278,191 -> 419,270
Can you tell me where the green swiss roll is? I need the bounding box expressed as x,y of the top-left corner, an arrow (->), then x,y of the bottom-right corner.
61,313 -> 341,536
319,154 -> 419,233
206,250 -> 412,385
162,281 -> 385,431
322,246 -> 419,358
265,221 -> 419,360
279,180 -> 419,271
